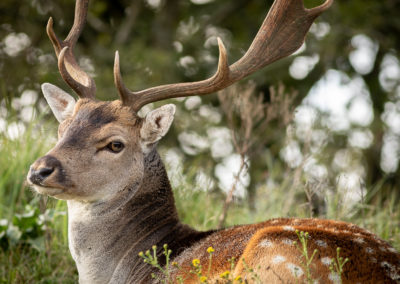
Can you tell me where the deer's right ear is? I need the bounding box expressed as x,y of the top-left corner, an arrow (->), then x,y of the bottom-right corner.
41,83 -> 76,123
140,104 -> 175,152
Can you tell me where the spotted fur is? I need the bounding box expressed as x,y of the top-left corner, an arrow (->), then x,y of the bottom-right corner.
171,218 -> 400,283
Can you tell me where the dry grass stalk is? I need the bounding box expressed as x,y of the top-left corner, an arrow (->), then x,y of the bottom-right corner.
217,81 -> 298,228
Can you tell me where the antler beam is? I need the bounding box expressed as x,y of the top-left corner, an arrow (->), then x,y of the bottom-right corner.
47,0 -> 96,99
114,0 -> 333,112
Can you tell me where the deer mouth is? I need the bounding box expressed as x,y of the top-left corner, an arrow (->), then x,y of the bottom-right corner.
27,167 -> 67,197
29,183 -> 65,197
27,155 -> 75,197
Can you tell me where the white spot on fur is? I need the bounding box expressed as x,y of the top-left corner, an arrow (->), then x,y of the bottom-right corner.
292,219 -> 301,225
354,237 -> 365,244
282,238 -> 294,245
388,247 -> 398,253
271,220 -> 279,224
365,247 -> 374,254
328,272 -> 341,283
321,257 -> 333,266
286,263 -> 304,277
381,262 -> 400,281
260,239 -> 273,248
316,224 -> 323,228
341,230 -> 350,234
283,225 -> 295,231
315,240 -> 327,248
272,255 -> 286,264
370,257 -> 377,263
380,246 -> 388,252
363,228 -> 374,235
391,273 -> 400,281
381,261 -> 394,269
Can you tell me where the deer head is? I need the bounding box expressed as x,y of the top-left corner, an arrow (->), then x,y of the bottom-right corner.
27,0 -> 332,203
28,87 -> 176,202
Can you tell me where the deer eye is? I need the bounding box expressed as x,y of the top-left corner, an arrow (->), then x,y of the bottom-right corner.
107,141 -> 124,153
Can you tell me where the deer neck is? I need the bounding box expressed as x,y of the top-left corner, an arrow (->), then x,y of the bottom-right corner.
66,149 -> 196,283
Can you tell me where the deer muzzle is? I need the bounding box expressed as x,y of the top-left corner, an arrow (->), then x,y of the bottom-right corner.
27,155 -> 70,195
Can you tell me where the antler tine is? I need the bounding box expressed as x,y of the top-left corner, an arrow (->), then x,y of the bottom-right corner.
229,0 -> 333,81
115,38 -> 230,111
308,0 -> 334,17
46,0 -> 96,99
114,51 -> 133,105
115,0 -> 332,112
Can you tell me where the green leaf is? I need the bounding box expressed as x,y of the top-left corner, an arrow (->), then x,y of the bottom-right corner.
6,224 -> 22,246
27,236 -> 46,252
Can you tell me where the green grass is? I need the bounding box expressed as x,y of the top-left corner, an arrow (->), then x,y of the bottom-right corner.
0,242 -> 76,283
0,118 -> 57,219
0,116 -> 76,282
0,116 -> 399,282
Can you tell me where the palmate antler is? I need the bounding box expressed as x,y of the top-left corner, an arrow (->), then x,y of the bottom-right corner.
114,0 -> 333,112
47,0 -> 333,110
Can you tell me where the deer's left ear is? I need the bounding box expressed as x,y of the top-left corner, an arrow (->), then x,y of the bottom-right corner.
42,83 -> 76,123
140,104 -> 175,150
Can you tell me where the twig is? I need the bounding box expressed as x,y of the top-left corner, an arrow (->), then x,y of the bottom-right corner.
217,158 -> 247,228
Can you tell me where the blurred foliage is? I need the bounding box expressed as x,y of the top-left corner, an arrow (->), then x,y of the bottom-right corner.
1,0 -> 400,211
1,204 -> 46,251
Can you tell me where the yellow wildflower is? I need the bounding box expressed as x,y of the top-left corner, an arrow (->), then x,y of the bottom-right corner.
207,247 -> 215,254
220,270 -> 230,279
192,258 -> 201,267
200,276 -> 208,282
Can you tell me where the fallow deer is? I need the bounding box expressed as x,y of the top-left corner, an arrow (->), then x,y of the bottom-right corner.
27,0 -> 400,283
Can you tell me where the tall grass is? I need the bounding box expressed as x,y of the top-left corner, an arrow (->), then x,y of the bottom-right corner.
0,115 -> 76,282
0,122 -> 48,219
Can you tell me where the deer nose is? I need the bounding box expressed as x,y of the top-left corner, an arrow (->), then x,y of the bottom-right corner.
29,166 -> 55,185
